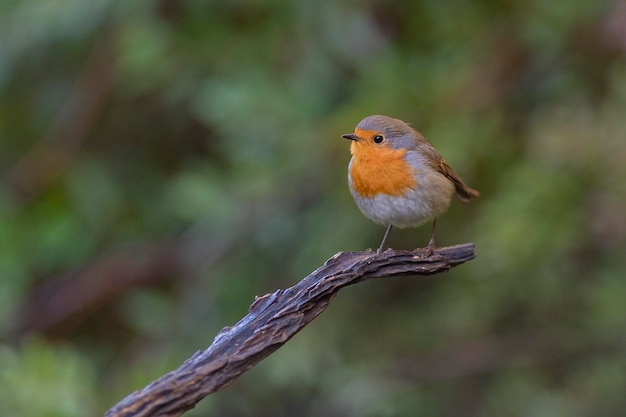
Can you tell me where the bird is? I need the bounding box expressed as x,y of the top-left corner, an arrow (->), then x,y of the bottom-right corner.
341,115 -> 479,256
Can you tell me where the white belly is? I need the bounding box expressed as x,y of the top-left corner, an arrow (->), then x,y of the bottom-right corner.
349,165 -> 455,228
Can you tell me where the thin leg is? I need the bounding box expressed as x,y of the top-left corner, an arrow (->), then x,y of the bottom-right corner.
377,224 -> 393,253
425,218 -> 437,257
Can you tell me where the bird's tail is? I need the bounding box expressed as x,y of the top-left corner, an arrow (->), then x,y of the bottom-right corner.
454,182 -> 480,202
437,159 -> 480,202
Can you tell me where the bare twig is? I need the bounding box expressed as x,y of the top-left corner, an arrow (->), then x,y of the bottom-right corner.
105,243 -> 476,417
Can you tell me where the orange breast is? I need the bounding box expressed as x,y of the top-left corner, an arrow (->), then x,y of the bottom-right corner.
349,142 -> 417,197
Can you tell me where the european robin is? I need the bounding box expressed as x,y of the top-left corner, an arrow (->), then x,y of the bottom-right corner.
342,115 -> 479,255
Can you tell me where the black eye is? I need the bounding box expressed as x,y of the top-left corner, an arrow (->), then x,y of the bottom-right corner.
373,135 -> 384,144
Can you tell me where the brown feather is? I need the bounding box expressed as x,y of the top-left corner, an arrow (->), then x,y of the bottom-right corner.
437,158 -> 480,201
414,131 -> 480,202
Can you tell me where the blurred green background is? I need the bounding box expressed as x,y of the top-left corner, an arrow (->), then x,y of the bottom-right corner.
2,0 -> 626,416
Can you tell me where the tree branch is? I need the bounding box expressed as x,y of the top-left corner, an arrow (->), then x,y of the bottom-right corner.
105,243 -> 476,417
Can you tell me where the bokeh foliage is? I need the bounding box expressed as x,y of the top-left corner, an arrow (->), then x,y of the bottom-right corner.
1,0 -> 626,415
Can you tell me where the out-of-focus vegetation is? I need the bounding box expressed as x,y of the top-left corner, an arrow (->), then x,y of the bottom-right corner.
1,0 -> 626,415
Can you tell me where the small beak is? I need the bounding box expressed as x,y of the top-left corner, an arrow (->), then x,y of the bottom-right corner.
342,133 -> 359,141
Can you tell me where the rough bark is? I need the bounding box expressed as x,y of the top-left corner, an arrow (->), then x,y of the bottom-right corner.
105,243 -> 476,417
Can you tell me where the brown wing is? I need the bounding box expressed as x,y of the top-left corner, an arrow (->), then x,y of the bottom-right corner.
436,158 -> 480,201
415,136 -> 480,202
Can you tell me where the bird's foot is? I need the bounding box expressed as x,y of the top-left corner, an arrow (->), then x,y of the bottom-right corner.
416,241 -> 445,260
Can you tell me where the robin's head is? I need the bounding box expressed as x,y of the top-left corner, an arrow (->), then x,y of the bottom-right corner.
341,115 -> 417,151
